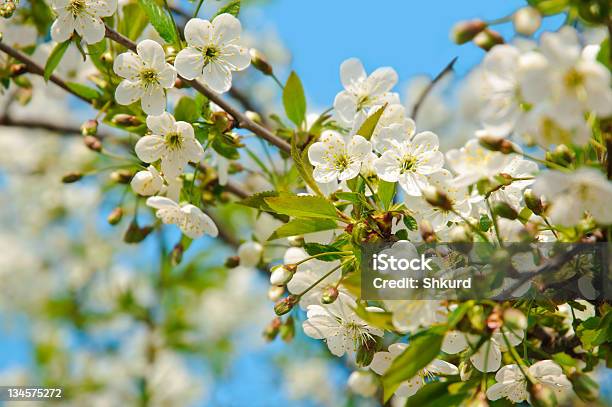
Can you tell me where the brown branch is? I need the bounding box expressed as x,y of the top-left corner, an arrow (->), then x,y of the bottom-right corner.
0,115 -> 87,136
0,40 -> 93,104
410,56 -> 457,120
104,26 -> 291,153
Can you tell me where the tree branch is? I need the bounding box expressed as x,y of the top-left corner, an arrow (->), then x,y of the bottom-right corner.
410,56 -> 457,120
104,25 -> 291,153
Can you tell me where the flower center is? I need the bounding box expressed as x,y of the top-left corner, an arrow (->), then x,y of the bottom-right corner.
165,132 -> 183,150
333,154 -> 352,171
563,68 -> 584,89
67,0 -> 86,15
356,94 -> 370,110
400,155 -> 418,173
202,46 -> 220,66
139,68 -> 159,86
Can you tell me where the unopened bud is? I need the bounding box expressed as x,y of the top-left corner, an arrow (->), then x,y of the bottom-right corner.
546,144 -> 574,166
478,133 -> 515,154
321,286 -> 339,304
262,317 -> 281,341
237,241 -> 263,268
288,236 -> 305,247
112,114 -> 141,127
13,76 -> 32,90
107,207 -> 123,225
492,201 -> 518,220
174,77 -> 185,89
473,29 -> 504,51
171,243 -> 183,266
270,265 -> 295,286
225,255 -> 240,268
503,308 -> 527,331
268,285 -> 285,301
529,383 -> 557,407
100,52 -> 113,65
423,186 -> 453,211
513,6 -> 541,36
451,19 -> 487,44
110,170 -> 133,184
83,135 -> 102,152
249,49 -> 273,75
245,110 -> 263,125
524,189 -> 544,215
123,221 -> 153,244
0,0 -> 16,17
9,63 -> 27,77
569,372 -> 599,402
420,220 -> 436,243
274,294 -> 299,316
280,315 -> 295,342
211,111 -> 235,133
80,119 -> 98,136
61,172 -> 83,183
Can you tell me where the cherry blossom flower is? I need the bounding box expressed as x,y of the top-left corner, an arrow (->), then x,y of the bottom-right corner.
135,113 -> 204,181
237,241 -> 263,268
308,131 -> 372,183
302,293 -> 383,357
370,343 -> 458,397
174,14 -> 250,93
130,166 -> 163,196
533,168 -> 612,226
441,328 -> 524,372
486,360 -> 571,403
373,125 -> 444,196
113,40 -> 177,115
145,197 -> 218,239
334,58 -> 399,124
50,0 -> 117,44
347,371 -> 378,397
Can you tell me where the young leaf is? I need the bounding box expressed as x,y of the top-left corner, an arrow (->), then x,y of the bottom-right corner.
174,96 -> 200,122
239,191 -> 279,212
44,40 -> 71,81
214,0 -> 240,17
120,3 -> 150,40
265,195 -> 339,219
403,214 -> 418,231
269,219 -> 338,240
356,104 -> 387,140
290,134 -> 324,196
377,180 -> 395,210
66,82 -> 102,100
283,71 -> 306,127
137,0 -> 179,44
303,242 -> 344,261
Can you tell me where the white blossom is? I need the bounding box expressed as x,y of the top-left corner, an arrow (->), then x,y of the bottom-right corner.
146,196 -> 218,239
130,165 -> 163,196
174,14 -> 250,93
308,131 -> 372,183
237,241 -> 263,268
50,0 -> 117,44
114,40 -> 177,115
347,371 -> 378,397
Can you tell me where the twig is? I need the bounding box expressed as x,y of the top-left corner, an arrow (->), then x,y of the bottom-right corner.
104,25 -> 291,153
410,57 -> 457,120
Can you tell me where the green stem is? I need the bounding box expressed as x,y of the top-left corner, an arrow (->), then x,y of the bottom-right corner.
294,251 -> 352,266
298,263 -> 343,296
271,73 -> 284,90
193,0 -> 205,17
451,209 -> 490,242
486,198 -> 503,246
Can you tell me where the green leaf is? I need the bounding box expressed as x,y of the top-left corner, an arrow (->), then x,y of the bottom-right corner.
239,191 -> 279,211
479,214 -> 492,232
211,137 -> 240,160
137,0 -> 179,44
120,3 -> 150,40
597,38 -> 611,72
65,82 -> 101,100
87,40 -> 108,72
214,0 -> 241,17
403,214 -> 418,231
447,301 -> 473,328
356,104 -> 387,140
174,97 -> 200,122
353,303 -> 396,331
283,71 -> 307,127
382,331 -> 444,402
265,195 -> 339,219
268,219 -> 337,240
30,0 -> 55,35
378,180 -> 395,210
290,134 -> 324,196
44,40 -> 71,81
303,242 -> 344,261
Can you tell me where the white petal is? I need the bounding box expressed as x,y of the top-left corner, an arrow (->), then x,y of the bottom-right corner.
212,13 -> 242,45
340,58 -> 366,90
157,65 -> 177,88
134,135 -> 165,163
141,86 -> 166,115
441,331 -> 469,354
180,204 -> 218,238
137,39 -> 167,71
412,131 -> 439,151
74,14 -> 105,44
470,340 -> 502,372
201,61 -> 232,93
347,135 -> 372,161
184,18 -> 213,48
222,44 -> 250,71
174,47 -> 205,80
115,80 -> 144,105
367,67 -> 398,96
113,52 -> 143,80
146,196 -> 179,210
87,0 -> 117,17
50,14 -> 76,43
333,91 -> 358,123
146,112 -> 176,135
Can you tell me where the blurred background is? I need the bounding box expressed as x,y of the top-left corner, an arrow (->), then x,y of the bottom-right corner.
1,0 -> 606,406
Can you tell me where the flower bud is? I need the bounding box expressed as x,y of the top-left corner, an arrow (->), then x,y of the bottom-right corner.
100,52 -> 113,65
80,119 -> 98,136
211,111 -> 235,133
524,189 -> 544,215
107,207 -> 123,225
274,294 -> 299,316
123,221 -> 153,244
237,241 -> 263,268
513,6 -> 541,36
268,285 -> 285,301
545,144 -> 574,166
569,372 -> 599,402
423,186 -> 453,211
287,235 -> 305,247
171,243 -> 183,266
270,265 -> 295,286
13,76 -> 32,90
473,29 -> 504,51
321,286 -> 339,304
61,172 -> 83,183
451,19 -> 487,44
492,201 -> 518,220
111,114 -> 141,127
529,383 -> 557,407
225,255 -> 240,268
110,170 -> 133,184
503,308 -> 527,331
83,135 -> 102,152
0,0 -> 16,17
9,63 -> 27,77
245,110 -> 263,125
477,133 -> 515,154
459,361 -> 473,381
249,48 -> 273,75
262,317 -> 281,341
420,220 -> 437,243
347,371 -> 378,397
280,315 -> 295,342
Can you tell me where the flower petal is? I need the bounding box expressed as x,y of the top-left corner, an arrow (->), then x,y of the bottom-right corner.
50,13 -> 76,43
212,13 -> 242,45
184,18 -> 213,48
137,39 -> 166,71
134,135 -> 165,163
115,80 -> 144,105
174,47 -> 205,80
201,61 -> 232,93
340,58 -> 366,90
